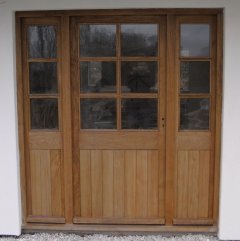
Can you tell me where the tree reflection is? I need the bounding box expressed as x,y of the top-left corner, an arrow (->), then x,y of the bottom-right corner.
80,25 -> 116,57
28,26 -> 57,58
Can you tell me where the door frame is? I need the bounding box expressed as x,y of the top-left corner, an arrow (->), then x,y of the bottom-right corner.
16,8 -> 223,233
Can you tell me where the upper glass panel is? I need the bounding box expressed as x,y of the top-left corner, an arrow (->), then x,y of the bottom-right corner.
121,61 -> 158,93
180,61 -> 210,93
121,24 -> 158,56
28,26 -> 57,58
79,24 -> 116,57
80,62 -> 116,93
29,62 -> 58,94
180,24 -> 210,57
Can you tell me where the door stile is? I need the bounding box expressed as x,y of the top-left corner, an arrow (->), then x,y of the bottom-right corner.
70,17 -> 81,218
165,14 -> 178,225
158,15 -> 167,219
61,15 -> 73,223
213,12 -> 223,226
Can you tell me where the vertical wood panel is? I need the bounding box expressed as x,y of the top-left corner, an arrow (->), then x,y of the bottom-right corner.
176,151 -> 189,218
187,151 -> 199,218
147,150 -> 159,217
80,150 -> 92,217
124,150 -> 136,217
30,150 -> 42,216
40,150 -> 52,216
113,150 -> 125,217
102,150 -> 114,217
91,150 -> 103,217
50,150 -> 62,216
136,151 -> 148,217
198,151 -> 210,218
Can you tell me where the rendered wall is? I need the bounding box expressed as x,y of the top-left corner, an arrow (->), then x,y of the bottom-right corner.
0,0 -> 240,239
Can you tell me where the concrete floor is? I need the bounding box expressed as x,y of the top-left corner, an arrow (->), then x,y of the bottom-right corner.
0,234 -> 221,241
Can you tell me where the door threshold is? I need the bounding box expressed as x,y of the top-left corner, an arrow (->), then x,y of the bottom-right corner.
22,223 -> 217,234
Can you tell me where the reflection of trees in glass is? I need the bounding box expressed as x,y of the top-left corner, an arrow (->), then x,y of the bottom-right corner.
28,26 -> 57,58
81,99 -> 116,129
122,99 -> 157,129
80,25 -> 116,56
30,62 -> 57,94
30,99 -> 58,129
180,98 -> 209,130
180,61 -> 210,93
121,24 -> 158,56
121,62 -> 157,93
80,62 -> 116,93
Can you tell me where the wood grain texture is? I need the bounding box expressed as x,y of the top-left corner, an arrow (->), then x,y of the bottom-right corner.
136,151 -> 148,217
61,15 -> 73,223
187,151 -> 199,218
102,150 -> 114,217
80,150 -> 92,217
177,133 -> 211,150
147,151 -> 159,217
79,132 -> 160,150
113,151 -> 125,217
175,150 -> 211,221
50,150 -> 63,217
124,150 -> 136,217
91,150 -> 103,217
75,150 -> 164,223
176,151 -> 189,218
30,150 -> 64,218
29,132 -> 62,150
198,151 -> 210,218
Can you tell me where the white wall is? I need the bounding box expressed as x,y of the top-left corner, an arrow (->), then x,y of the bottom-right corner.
0,0 -> 240,239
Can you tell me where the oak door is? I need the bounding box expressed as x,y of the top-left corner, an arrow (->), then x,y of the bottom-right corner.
173,15 -> 219,225
18,10 -> 221,227
21,17 -> 65,223
71,16 -> 167,224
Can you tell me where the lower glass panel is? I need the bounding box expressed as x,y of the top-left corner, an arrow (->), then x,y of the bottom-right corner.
30,98 -> 58,129
80,98 -> 116,129
122,98 -> 158,129
180,98 -> 209,130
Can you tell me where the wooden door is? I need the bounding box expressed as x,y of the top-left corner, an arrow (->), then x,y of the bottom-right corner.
20,17 -> 66,223
17,9 -> 222,230
172,15 -> 219,225
71,16 -> 167,224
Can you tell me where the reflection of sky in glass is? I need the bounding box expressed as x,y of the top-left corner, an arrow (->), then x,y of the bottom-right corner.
121,24 -> 158,36
87,25 -> 116,36
181,24 -> 210,56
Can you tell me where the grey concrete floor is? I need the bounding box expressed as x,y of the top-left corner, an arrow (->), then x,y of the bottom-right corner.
0,234 -> 222,241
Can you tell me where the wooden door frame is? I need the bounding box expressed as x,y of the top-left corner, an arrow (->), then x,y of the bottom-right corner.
16,8 -> 223,233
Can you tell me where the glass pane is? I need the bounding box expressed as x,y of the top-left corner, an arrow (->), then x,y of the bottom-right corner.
122,99 -> 158,129
180,98 -> 209,130
28,26 -> 57,58
79,25 -> 116,57
121,24 -> 158,56
80,62 -> 116,93
30,99 -> 58,129
180,61 -> 210,93
29,62 -> 57,94
81,99 -> 116,129
121,62 -> 158,93
180,24 -> 210,57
